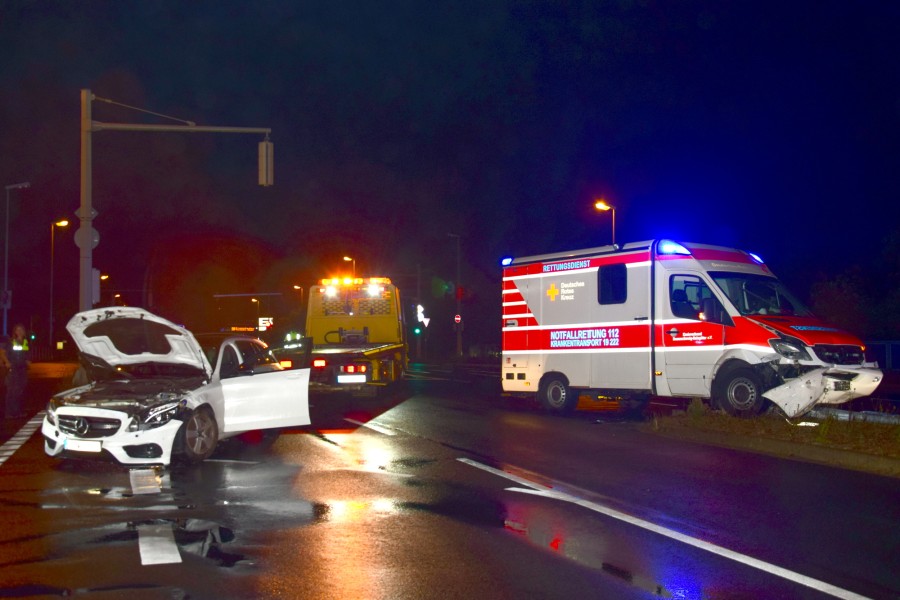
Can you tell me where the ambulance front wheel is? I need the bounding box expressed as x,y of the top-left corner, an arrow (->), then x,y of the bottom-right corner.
538,375 -> 577,413
715,368 -> 766,417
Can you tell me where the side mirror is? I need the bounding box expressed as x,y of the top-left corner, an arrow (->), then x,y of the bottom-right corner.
237,362 -> 256,376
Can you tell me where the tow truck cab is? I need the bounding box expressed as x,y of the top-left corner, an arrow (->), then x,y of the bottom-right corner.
306,277 -> 408,394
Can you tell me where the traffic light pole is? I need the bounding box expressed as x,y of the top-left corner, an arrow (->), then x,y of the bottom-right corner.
448,233 -> 462,358
416,263 -> 422,360
79,89 -> 273,311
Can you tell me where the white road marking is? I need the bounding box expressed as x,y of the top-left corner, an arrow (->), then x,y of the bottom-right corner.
458,458 -> 870,600
404,373 -> 451,381
0,413 -> 44,467
2,415 -> 184,568
129,469 -> 162,495
344,418 -> 395,436
138,523 -> 182,565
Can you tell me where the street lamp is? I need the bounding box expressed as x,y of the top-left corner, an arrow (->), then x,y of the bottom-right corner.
97,273 -> 109,306
293,285 -> 304,307
3,181 -> 30,336
49,219 -> 69,348
594,199 -> 616,247
343,256 -> 356,277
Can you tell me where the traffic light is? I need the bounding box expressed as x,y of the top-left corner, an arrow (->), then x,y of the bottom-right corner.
416,304 -> 430,327
259,140 -> 274,186
413,326 -> 422,335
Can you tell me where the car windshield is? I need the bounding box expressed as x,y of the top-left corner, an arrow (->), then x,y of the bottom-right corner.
82,355 -> 205,382
198,339 -> 224,369
114,362 -> 206,379
710,272 -> 813,317
195,335 -> 278,372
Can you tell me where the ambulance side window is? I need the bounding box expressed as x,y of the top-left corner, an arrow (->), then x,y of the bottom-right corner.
598,264 -> 627,304
670,275 -> 732,326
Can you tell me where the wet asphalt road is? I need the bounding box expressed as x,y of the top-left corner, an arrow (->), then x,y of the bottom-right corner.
0,364 -> 898,599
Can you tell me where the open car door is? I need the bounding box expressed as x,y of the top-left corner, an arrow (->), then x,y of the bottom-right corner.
221,367 -> 311,434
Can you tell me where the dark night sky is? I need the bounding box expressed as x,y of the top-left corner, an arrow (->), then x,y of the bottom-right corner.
1,1 -> 898,347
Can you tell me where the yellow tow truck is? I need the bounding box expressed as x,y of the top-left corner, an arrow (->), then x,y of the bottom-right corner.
306,277 -> 408,395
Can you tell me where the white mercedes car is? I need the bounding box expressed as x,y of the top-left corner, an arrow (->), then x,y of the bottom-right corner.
42,307 -> 311,467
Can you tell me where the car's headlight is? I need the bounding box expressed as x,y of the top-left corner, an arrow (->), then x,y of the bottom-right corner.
769,337 -> 811,361
128,401 -> 184,431
45,397 -> 65,426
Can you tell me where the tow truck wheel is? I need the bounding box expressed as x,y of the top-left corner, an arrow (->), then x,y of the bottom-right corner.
179,407 -> 219,462
715,368 -> 766,417
539,375 -> 576,413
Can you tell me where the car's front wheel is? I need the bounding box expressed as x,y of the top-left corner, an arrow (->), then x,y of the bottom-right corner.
179,407 -> 219,462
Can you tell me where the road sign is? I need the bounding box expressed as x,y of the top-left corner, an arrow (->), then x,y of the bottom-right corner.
454,314 -> 461,323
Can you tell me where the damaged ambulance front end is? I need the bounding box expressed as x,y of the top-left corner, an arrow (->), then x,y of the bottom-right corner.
704,266 -> 881,418
753,321 -> 882,417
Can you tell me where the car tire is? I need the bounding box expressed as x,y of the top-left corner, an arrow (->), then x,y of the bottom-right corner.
179,407 -> 219,462
538,375 -> 576,413
715,368 -> 766,417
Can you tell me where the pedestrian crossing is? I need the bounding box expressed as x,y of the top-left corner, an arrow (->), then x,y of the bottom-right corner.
0,412 -> 44,467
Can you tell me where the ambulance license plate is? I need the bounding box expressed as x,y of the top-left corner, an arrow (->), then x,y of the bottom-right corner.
64,439 -> 102,453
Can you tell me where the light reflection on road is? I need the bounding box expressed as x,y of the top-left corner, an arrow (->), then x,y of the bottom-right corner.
318,430 -> 397,473
504,495 -> 700,599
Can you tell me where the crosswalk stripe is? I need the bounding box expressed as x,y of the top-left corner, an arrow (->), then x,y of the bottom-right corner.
0,412 -> 44,467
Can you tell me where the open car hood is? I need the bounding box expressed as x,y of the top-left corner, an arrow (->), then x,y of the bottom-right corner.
66,307 -> 211,377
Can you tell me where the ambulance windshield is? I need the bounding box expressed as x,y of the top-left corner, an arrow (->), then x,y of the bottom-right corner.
710,273 -> 812,317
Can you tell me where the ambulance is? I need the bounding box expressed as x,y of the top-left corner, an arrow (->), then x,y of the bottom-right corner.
500,240 -> 882,418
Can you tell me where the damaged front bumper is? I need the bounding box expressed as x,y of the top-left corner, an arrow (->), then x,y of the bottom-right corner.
763,367 -> 883,418
42,407 -> 183,466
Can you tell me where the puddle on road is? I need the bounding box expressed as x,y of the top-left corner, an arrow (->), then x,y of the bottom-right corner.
0,582 -> 192,598
504,498 -> 705,599
390,457 -> 437,469
397,486 -> 508,529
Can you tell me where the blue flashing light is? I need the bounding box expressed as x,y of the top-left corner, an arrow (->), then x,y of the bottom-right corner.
658,240 -> 691,256
749,252 -> 764,264
500,256 -> 514,267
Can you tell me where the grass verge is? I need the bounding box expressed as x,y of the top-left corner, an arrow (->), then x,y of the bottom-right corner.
649,399 -> 900,475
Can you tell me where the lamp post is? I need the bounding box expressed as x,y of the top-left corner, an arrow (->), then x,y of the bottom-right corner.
49,219 -> 69,348
343,256 -> 356,277
3,181 -> 30,336
293,285 -> 304,307
594,199 -> 616,247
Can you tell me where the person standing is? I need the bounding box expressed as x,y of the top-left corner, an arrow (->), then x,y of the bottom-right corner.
3,324 -> 31,419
